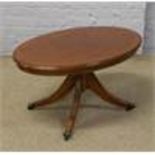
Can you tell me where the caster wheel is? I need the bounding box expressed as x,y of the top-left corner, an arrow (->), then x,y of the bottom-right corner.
27,103 -> 36,110
63,131 -> 72,141
125,104 -> 135,111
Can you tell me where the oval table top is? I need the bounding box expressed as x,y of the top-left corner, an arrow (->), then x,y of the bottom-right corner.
13,26 -> 141,75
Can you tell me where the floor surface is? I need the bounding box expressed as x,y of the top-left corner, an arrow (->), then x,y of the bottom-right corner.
0,55 -> 155,151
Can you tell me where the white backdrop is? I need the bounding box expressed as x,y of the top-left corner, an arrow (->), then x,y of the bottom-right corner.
0,2 -> 146,55
144,3 -> 155,54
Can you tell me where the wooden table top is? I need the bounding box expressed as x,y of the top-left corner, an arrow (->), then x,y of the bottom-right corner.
13,27 -> 141,75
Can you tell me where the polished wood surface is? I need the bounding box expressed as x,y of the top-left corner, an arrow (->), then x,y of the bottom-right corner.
13,26 -> 141,75
13,26 -> 141,141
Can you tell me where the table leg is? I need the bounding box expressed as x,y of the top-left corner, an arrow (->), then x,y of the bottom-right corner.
86,73 -> 135,111
27,72 -> 135,141
63,80 -> 82,141
28,75 -> 77,110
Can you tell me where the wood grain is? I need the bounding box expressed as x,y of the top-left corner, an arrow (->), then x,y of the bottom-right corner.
13,26 -> 141,75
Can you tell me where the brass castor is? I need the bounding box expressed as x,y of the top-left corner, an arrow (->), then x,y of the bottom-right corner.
63,131 -> 72,141
27,103 -> 36,110
125,104 -> 135,111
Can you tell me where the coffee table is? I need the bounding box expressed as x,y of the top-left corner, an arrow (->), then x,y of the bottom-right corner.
13,26 -> 141,141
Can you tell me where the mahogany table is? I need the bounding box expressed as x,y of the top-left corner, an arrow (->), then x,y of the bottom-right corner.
13,27 -> 141,141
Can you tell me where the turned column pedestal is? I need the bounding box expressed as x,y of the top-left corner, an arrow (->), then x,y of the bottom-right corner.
28,73 -> 135,140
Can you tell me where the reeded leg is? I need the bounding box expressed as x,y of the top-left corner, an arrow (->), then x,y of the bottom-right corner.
28,75 -> 77,110
86,73 -> 135,111
63,80 -> 82,141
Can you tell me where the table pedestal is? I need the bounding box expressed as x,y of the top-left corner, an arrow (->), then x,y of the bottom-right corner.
28,72 -> 135,141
